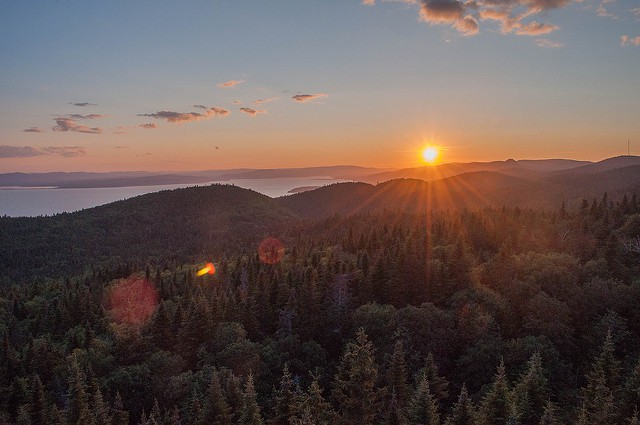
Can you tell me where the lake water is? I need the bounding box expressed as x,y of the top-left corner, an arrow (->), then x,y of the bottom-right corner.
0,177 -> 347,217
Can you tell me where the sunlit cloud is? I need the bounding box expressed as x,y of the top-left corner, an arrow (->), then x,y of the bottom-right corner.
292,93 -> 329,103
138,107 -> 230,123
0,145 -> 85,158
620,35 -> 640,46
254,97 -> 278,104
217,79 -> 245,88
22,127 -> 45,133
69,102 -> 97,107
239,107 -> 266,117
139,123 -> 158,129
366,0 -> 569,36
40,146 -> 86,157
52,117 -> 102,134
535,38 -> 563,48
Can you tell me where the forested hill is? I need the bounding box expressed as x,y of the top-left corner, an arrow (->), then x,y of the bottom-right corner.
0,184 -> 295,284
278,165 -> 640,219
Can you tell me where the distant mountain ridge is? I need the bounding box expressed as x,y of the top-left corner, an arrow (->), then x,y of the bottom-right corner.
361,158 -> 592,183
0,166 -> 385,188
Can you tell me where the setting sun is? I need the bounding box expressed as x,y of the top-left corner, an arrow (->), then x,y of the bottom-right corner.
422,147 -> 439,164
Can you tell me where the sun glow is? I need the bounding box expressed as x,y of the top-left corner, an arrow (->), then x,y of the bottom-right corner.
422,146 -> 439,164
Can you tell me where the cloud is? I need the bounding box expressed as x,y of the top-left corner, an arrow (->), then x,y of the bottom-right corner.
52,118 -> 102,134
239,107 -> 266,117
366,0 -> 567,36
292,93 -> 329,103
0,145 -> 85,158
22,127 -> 45,133
138,107 -> 229,123
515,21 -> 558,35
66,114 -> 105,120
632,7 -> 640,20
193,104 -> 208,109
254,97 -> 278,105
0,145 -> 43,158
139,123 -> 158,129
69,102 -> 97,107
535,38 -> 563,47
620,35 -> 640,46
217,80 -> 245,88
40,146 -> 86,157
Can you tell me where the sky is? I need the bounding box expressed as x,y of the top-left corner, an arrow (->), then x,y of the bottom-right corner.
0,0 -> 639,172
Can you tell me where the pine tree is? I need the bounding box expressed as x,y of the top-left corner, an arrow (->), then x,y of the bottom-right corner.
537,401 -> 560,425
30,374 -> 49,425
446,384 -> 476,425
388,340 -> 410,410
384,390 -> 407,425
296,378 -> 338,425
16,404 -> 32,425
91,382 -> 111,425
478,360 -> 514,425
204,370 -> 232,425
66,356 -> 94,425
513,352 -> 549,425
268,364 -> 296,425
627,407 -> 639,425
331,329 -> 380,425
111,392 -> 129,425
417,353 -> 450,405
623,357 -> 640,419
581,330 -> 621,424
406,375 -> 440,425
148,399 -> 161,425
239,373 -> 263,425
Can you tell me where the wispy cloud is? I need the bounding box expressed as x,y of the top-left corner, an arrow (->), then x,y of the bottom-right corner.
139,123 -> 158,129
620,35 -> 640,46
66,114 -> 105,120
138,107 -> 229,123
69,102 -> 97,107
515,22 -> 558,36
0,145 -> 43,158
366,0 -> 569,37
254,97 -> 278,105
0,145 -> 85,158
536,38 -> 563,48
239,107 -> 266,117
632,7 -> 640,20
292,93 -> 329,103
193,104 -> 208,109
22,127 -> 45,133
217,80 -> 245,88
52,118 -> 102,134
40,146 -> 86,157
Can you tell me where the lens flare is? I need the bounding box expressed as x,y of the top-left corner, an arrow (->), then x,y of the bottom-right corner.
104,276 -> 159,331
258,237 -> 285,264
197,262 -> 216,276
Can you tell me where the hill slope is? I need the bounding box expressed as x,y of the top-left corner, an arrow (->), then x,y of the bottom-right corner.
0,184 -> 295,283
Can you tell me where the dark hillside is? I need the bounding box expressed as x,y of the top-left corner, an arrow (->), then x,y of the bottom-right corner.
0,184 -> 295,283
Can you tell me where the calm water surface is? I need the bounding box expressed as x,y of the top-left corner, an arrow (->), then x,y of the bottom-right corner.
0,177 -> 346,217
